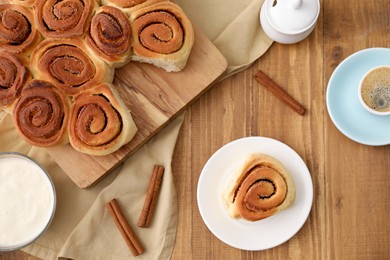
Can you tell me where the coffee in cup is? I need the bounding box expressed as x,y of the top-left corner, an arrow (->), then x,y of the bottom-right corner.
358,66 -> 390,115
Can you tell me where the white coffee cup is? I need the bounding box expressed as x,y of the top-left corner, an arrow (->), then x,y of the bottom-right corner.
358,65 -> 390,116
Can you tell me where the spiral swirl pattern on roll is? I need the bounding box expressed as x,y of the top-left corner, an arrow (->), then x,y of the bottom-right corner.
234,166 -> 287,220
130,1 -> 194,72
0,52 -> 30,110
30,38 -> 113,95
86,6 -> 131,67
35,0 -> 97,38
223,154 -> 295,221
133,9 -> 183,54
69,83 -> 137,155
13,80 -> 70,147
0,4 -> 40,54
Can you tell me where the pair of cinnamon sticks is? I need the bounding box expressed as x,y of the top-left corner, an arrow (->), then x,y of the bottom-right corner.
106,165 -> 165,256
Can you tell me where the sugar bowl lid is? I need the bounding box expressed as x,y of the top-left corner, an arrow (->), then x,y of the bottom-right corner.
265,0 -> 320,34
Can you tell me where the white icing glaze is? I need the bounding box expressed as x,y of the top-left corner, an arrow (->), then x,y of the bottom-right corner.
0,155 -> 55,248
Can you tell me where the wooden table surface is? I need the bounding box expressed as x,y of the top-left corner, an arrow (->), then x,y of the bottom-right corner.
1,0 -> 389,259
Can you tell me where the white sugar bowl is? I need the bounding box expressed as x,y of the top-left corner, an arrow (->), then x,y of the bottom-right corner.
260,0 -> 320,44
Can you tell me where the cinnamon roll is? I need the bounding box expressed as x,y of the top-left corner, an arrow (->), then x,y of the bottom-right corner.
223,154 -> 295,221
0,4 -> 41,55
29,38 -> 113,95
129,1 -> 194,72
13,79 -> 70,147
34,0 -> 98,38
69,83 -> 137,156
85,6 -> 132,68
0,52 -> 30,112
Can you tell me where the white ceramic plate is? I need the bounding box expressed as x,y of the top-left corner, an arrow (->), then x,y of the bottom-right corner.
197,137 -> 313,251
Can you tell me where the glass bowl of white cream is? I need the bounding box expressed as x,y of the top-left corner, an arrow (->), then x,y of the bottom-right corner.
0,152 -> 56,251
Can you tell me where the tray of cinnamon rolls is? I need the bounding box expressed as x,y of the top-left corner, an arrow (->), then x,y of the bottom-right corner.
0,0 -> 227,187
197,137 -> 313,251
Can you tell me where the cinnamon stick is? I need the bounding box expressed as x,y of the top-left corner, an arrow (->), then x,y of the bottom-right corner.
138,165 -> 165,228
254,70 -> 306,115
106,198 -> 144,256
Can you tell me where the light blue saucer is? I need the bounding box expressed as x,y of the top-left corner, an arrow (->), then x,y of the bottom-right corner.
326,48 -> 390,146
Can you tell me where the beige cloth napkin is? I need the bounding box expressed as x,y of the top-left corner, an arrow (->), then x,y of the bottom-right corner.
176,0 -> 273,77
0,0 -> 272,259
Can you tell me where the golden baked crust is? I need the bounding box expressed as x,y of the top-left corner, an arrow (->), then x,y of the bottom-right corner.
12,80 -> 70,147
29,38 -> 114,96
0,52 -> 30,112
0,4 -> 41,55
85,6 -> 132,68
101,0 -> 146,9
34,0 -> 99,38
69,83 -> 137,155
101,0 -> 167,11
9,0 -> 36,7
223,153 -> 295,221
129,1 -> 194,72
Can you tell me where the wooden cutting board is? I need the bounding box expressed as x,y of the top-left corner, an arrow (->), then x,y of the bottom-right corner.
47,27 -> 227,188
